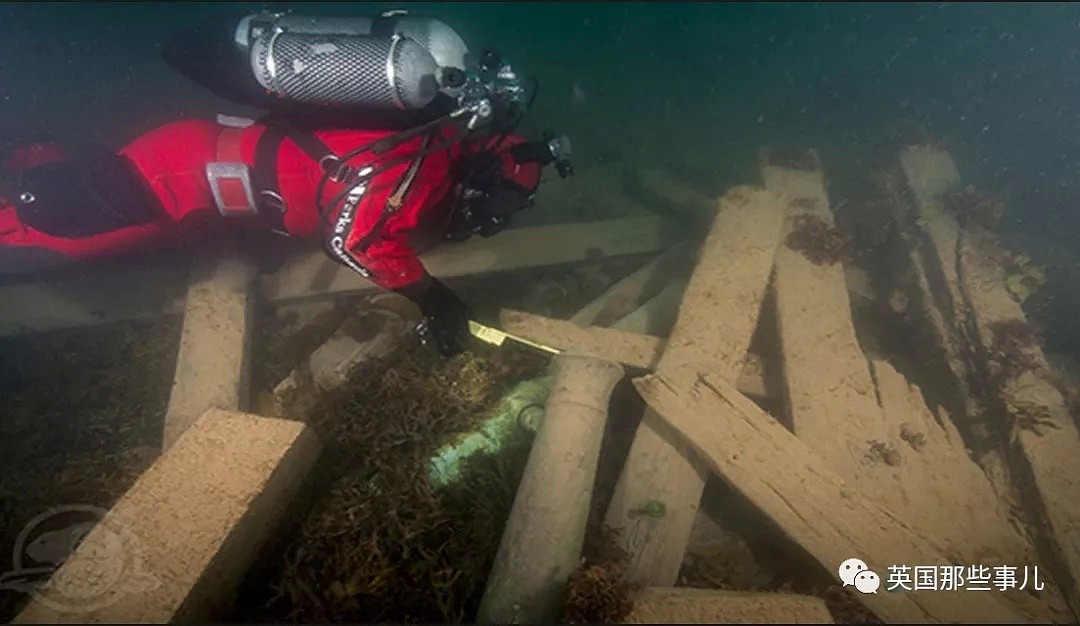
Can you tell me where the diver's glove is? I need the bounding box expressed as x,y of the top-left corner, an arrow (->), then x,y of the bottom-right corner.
395,274 -> 470,358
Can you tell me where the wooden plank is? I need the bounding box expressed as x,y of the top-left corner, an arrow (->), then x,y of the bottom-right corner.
610,279 -> 688,337
162,245 -> 256,451
0,264 -> 187,336
570,240 -> 695,328
870,358 -> 1068,620
633,167 -> 719,225
497,308 -> 768,401
262,216 -> 685,303
761,148 -> 1067,620
762,149 -> 896,500
605,186 -> 789,586
633,369 -> 1029,624
625,587 -> 833,624
884,148 -> 994,443
900,145 -> 1080,620
272,294 -> 420,419
499,308 -> 665,369
14,408 -> 321,624
477,356 -> 624,624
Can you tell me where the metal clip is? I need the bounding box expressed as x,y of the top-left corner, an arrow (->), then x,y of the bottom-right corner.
215,113 -> 255,129
205,162 -> 259,217
319,155 -> 356,184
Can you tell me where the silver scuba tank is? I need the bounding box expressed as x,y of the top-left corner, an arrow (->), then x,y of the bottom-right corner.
237,10 -> 469,110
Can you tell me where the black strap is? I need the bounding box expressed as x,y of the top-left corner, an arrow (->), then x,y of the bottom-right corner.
252,125 -> 341,232
286,129 -> 337,167
350,131 -> 434,254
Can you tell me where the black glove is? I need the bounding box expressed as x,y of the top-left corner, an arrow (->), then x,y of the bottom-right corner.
394,274 -> 470,357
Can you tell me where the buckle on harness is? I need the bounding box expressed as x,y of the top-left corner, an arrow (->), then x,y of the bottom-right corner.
206,162 -> 260,217
319,155 -> 358,184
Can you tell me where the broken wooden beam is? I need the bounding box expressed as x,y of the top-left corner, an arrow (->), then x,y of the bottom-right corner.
891,147 -> 995,444
898,144 -> 1080,620
870,358 -> 1068,619
760,147 -> 1068,620
624,588 -> 834,624
162,245 -> 256,451
262,216 -> 685,303
605,185 -> 789,587
570,240 -> 695,328
633,369 -> 1029,624
14,408 -> 320,624
477,355 -> 625,624
272,293 -> 420,418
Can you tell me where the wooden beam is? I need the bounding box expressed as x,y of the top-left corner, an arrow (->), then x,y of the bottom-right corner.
869,358 -> 1068,620
604,186 -> 789,586
900,144 -> 1080,620
633,369 -> 1029,624
162,245 -> 256,451
14,408 -> 320,624
497,307 -> 768,400
625,588 -> 834,624
477,356 -> 624,624
499,308 -> 665,369
760,147 -> 1067,620
570,240 -> 696,328
881,147 -> 994,444
610,279 -> 688,337
262,216 -> 686,303
762,149 -> 898,499
0,264 -> 187,336
272,294 -> 420,419
633,167 -> 719,225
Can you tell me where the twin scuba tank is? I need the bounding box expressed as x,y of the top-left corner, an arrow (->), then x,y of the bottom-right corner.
234,10 -> 472,111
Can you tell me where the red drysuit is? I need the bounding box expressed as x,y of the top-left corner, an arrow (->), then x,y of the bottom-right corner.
0,117 -> 543,291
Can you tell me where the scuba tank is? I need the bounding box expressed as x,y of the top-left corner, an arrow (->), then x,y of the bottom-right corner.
239,10 -> 470,110
164,9 -> 468,120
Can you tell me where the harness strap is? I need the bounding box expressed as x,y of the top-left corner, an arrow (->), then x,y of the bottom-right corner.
350,131 -> 434,254
206,127 -> 259,217
249,125 -> 344,233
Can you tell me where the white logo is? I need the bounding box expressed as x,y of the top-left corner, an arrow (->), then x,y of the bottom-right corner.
839,557 -> 880,594
0,504 -> 160,613
855,569 -> 881,594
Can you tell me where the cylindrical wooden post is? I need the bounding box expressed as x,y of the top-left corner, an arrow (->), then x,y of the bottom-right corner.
476,354 -> 625,624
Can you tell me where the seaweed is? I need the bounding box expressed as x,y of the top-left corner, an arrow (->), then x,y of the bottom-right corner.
562,551 -> 641,624
1000,250 -> 1047,305
987,318 -> 1045,383
785,213 -> 855,266
244,343 -> 549,624
867,440 -> 902,466
1005,400 -> 1061,444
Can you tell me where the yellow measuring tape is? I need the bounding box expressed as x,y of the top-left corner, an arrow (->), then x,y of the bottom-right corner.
468,320 -> 560,355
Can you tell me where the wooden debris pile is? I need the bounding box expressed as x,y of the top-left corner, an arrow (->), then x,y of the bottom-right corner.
481,140 -> 1080,623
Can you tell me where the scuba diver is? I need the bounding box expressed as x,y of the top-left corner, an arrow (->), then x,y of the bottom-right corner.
0,9 -> 573,358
